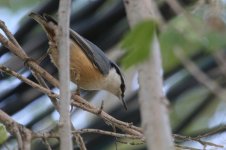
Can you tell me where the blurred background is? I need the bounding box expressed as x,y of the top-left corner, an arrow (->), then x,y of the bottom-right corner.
0,0 -> 226,149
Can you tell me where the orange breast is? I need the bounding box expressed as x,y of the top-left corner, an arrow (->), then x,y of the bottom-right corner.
49,40 -> 104,90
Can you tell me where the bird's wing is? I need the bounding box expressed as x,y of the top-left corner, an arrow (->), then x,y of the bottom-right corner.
30,13 -> 111,75
42,13 -> 111,75
69,29 -> 111,75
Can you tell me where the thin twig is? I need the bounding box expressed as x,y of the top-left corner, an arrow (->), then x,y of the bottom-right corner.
0,20 -> 59,108
0,104 -> 222,150
174,134 -> 224,148
174,48 -> 226,101
0,64 -> 143,137
22,131 -> 32,150
0,62 -> 142,136
0,109 -> 32,150
13,124 -> 23,150
0,15 -> 59,110
194,125 -> 226,139
71,97 -> 143,136
75,129 -> 144,141
0,65 -> 58,98
175,144 -> 202,150
31,70 -> 60,110
0,19 -> 144,137
0,18 -> 88,149
0,21 -> 23,50
116,140 -> 144,145
214,51 -> 226,78
32,132 -> 59,139
43,138 -> 52,150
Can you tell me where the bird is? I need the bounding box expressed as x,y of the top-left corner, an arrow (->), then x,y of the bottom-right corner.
29,12 -> 127,110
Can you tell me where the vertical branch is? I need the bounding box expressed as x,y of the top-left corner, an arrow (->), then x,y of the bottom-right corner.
57,0 -> 73,150
123,0 -> 175,150
22,133 -> 32,150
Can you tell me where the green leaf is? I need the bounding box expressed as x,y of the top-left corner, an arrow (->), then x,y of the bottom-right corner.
0,123 -> 8,145
120,20 -> 156,68
159,14 -> 226,72
0,0 -> 44,12
204,30 -> 226,51
159,15 -> 205,72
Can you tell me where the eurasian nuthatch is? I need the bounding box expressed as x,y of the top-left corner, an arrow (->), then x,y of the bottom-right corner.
29,13 -> 127,110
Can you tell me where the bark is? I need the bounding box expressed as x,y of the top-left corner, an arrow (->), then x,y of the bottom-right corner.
58,0 -> 73,150
123,0 -> 175,149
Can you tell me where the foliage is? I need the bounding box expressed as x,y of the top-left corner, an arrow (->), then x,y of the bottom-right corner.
160,14 -> 226,72
121,13 -> 226,72
0,0 -> 44,12
0,123 -> 8,145
120,20 -> 156,68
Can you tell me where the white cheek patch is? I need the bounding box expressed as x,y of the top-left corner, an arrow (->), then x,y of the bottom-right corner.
102,68 -> 121,96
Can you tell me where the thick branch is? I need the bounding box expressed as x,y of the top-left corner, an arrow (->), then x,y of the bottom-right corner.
123,0 -> 175,149
57,0 -> 74,150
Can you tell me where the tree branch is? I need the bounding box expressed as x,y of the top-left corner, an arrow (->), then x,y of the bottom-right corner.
75,129 -> 144,141
123,0 -> 175,149
0,109 -> 32,150
174,48 -> 226,101
0,64 -> 142,137
57,0 -> 74,150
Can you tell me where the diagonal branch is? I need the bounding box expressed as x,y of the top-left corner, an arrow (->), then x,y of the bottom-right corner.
0,19 -> 142,136
174,48 -> 226,100
0,109 -> 32,150
0,35 -> 59,87
0,64 -> 142,136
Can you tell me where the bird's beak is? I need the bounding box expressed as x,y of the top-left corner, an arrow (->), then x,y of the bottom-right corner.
121,97 -> 127,111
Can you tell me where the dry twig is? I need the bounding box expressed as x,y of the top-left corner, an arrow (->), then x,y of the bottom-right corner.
174,134 -> 224,148
0,18 -> 143,136
174,48 -> 226,101
0,10 -> 224,150
75,129 -> 144,141
0,22 -> 143,147
42,138 -> 52,150
0,97 -> 223,149
0,64 -> 143,136
0,109 -> 32,150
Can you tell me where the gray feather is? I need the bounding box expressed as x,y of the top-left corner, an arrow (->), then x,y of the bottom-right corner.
41,13 -> 111,75
70,29 -> 111,75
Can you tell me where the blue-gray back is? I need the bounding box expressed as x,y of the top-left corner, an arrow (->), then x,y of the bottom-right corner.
70,30 -> 111,75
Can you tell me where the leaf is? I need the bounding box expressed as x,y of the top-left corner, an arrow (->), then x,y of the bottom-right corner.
0,123 -> 8,145
159,14 -> 226,72
0,0 -> 44,12
204,30 -> 226,51
120,20 -> 156,68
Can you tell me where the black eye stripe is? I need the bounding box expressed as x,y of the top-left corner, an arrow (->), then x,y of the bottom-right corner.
120,82 -> 125,98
